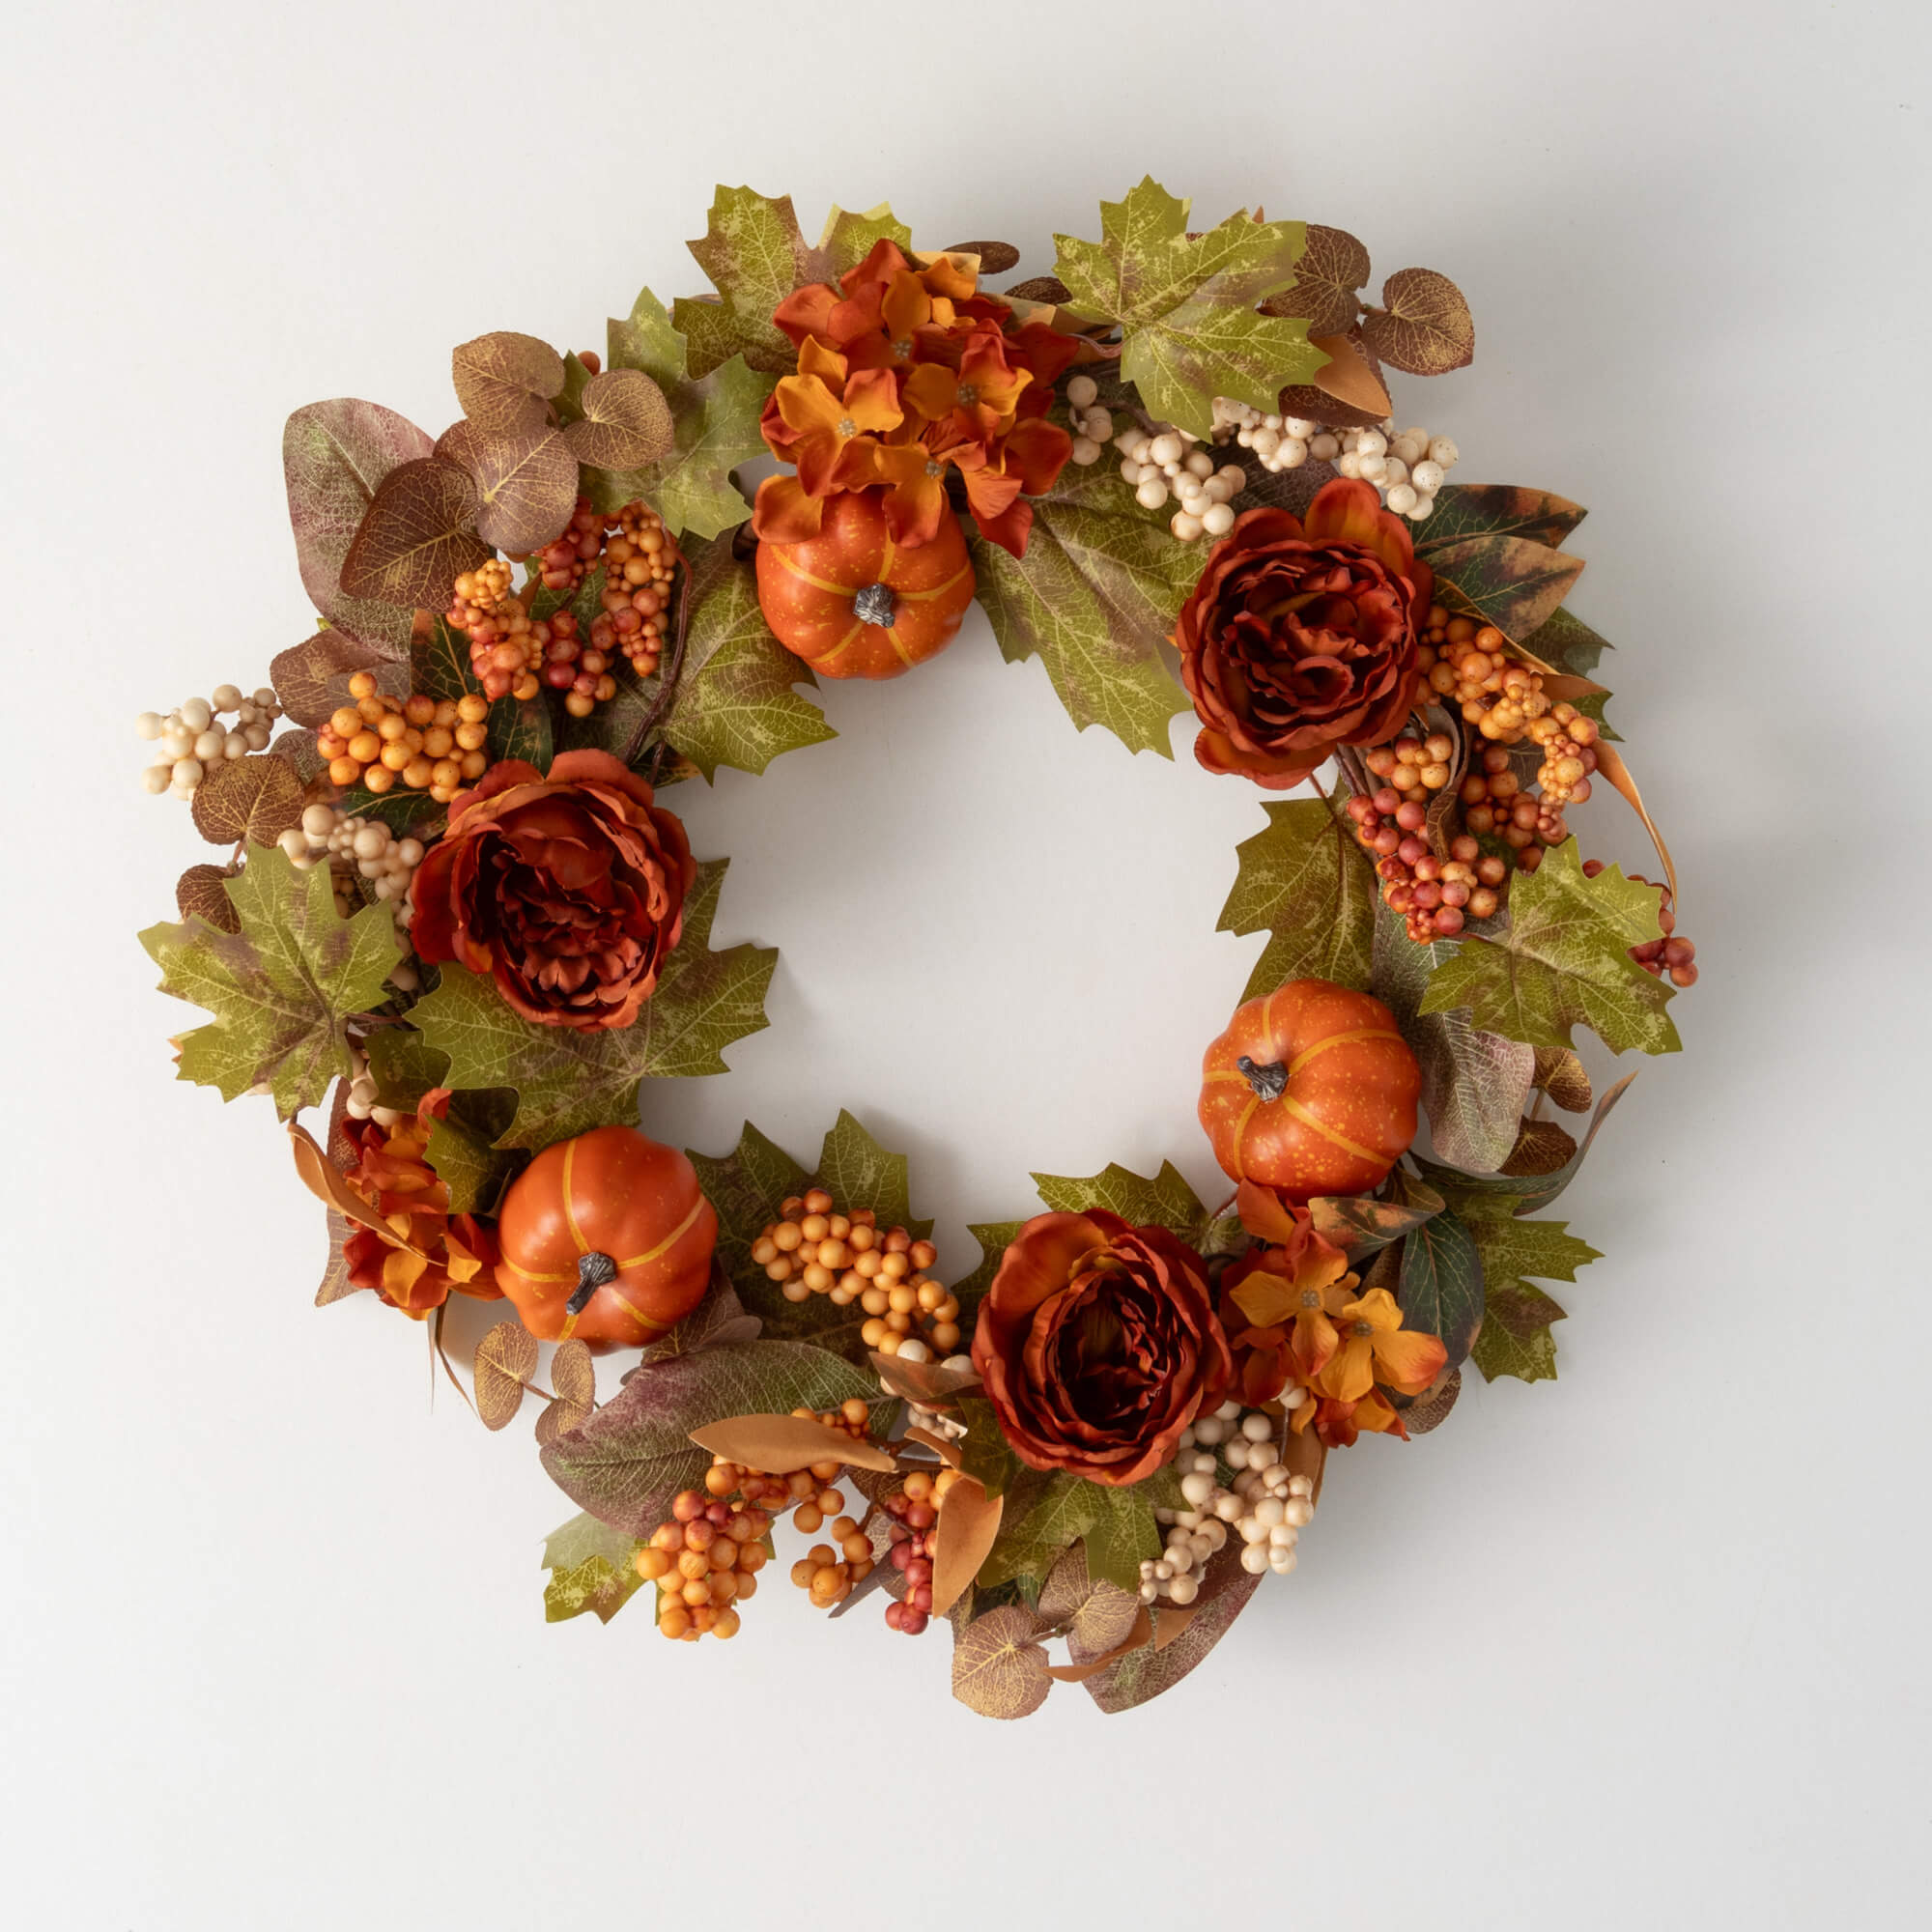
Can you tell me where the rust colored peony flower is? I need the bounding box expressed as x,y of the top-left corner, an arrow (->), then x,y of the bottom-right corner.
1174,478 -> 1435,788
971,1210 -> 1233,1486
409,749 -> 696,1032
341,1094 -> 501,1319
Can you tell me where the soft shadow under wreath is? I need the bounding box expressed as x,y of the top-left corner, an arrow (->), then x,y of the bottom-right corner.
135,180 -> 1694,1719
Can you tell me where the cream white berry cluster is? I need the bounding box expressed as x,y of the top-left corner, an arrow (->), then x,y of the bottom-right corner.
1213,404 -> 1462,522
342,1037 -> 406,1128
136,686 -> 283,798
277,803 -> 425,935
1142,1401 -> 1318,1605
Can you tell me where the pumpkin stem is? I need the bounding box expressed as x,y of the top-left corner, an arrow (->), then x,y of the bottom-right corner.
566,1251 -> 618,1315
852,582 -> 896,628
1236,1055 -> 1289,1103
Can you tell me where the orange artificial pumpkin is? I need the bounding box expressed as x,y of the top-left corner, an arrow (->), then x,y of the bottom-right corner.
1198,979 -> 1420,1203
495,1125 -> 718,1343
755,489 -> 976,680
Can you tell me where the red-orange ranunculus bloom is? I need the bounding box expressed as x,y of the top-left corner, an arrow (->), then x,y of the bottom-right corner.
971,1210 -> 1234,1486
1174,479 -> 1435,788
341,1093 -> 502,1319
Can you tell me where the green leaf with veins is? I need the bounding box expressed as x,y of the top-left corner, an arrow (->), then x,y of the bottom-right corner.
1461,1201 -> 1601,1385
673,186 -> 815,378
592,287 -> 766,538
1219,795 -> 1378,1000
1419,840 -> 1680,1057
407,858 -> 776,1149
970,464 -> 1197,757
541,1513 -> 647,1625
1396,1206 -> 1485,1370
816,202 -> 913,277
1372,897 -> 1535,1175
950,1221 -> 1025,1328
815,1111 -> 933,1240
688,1120 -> 811,1304
1411,485 -> 1586,554
1051,178 -> 1321,437
1032,1160 -> 1209,1240
980,1470 -> 1095,1590
658,532 -> 835,780
139,843 -> 403,1121
1081,1486 -> 1162,1595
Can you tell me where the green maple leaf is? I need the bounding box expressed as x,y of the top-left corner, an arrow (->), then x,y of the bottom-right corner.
1461,1201 -> 1601,1385
673,185 -> 817,378
590,287 -> 766,539
949,1221 -> 1026,1328
1219,795 -> 1378,1000
688,1120 -> 811,1304
1420,839 -> 1681,1057
1081,1486 -> 1162,1595
815,1110 -> 933,1240
541,1513 -> 647,1625
969,464 -> 1197,757
1032,1159 -> 1210,1240
1051,179 -> 1321,438
407,858 -> 776,1149
815,202 -> 913,277
980,1470 -> 1100,1590
658,532 -> 835,780
140,843 -> 403,1120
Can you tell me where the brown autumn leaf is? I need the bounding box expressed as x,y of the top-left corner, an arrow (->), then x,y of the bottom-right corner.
1400,1367 -> 1462,1435
189,753 -> 305,848
536,1338 -> 596,1446
270,630 -> 390,728
1262,223 -> 1370,336
1535,1048 -> 1593,1114
1281,1414 -> 1328,1507
686,1411 -> 898,1474
340,456 -> 489,608
177,864 -> 241,933
868,1351 -> 981,1405
952,1604 -> 1053,1720
268,727 -> 326,785
1361,268 -> 1475,377
315,1207 -> 362,1306
929,1476 -> 1004,1618
1007,274 -> 1071,304
1503,1118 -> 1580,1178
1308,1184 -> 1444,1257
1278,327 -> 1389,430
451,330 -> 565,436
1038,1544 -> 1143,1664
438,418 -> 578,557
945,239 -> 1021,274
474,1321 -> 538,1431
287,1122 -> 429,1258
561,367 -> 674,469
1309,329 -> 1392,416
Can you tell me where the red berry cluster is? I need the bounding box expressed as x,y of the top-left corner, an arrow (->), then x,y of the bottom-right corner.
1585,864 -> 1701,987
1346,788 -> 1506,940
879,1473 -> 951,1636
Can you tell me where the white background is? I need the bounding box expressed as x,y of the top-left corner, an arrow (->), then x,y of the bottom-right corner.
3,1 -> 1926,1923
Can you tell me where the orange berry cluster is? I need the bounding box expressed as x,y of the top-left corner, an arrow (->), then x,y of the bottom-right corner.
447,560 -> 615,718
752,1190 -> 959,1357
1362,729 -> 1457,804
1346,789 -> 1505,940
588,500 -> 675,683
320,673 -> 490,802
880,1466 -> 964,1636
635,1402 -> 876,1642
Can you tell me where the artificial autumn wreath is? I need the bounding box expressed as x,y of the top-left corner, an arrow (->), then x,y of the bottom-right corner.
136,182 -> 1695,1719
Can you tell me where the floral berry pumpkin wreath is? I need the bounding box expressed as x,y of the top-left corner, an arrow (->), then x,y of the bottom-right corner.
136,182 -> 1693,1719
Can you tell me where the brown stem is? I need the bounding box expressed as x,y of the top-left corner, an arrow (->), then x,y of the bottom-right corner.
1236,1056 -> 1289,1102
566,1250 -> 617,1316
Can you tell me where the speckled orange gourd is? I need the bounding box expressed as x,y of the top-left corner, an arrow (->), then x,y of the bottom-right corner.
1199,979 -> 1420,1202
754,490 -> 975,680
495,1125 -> 718,1343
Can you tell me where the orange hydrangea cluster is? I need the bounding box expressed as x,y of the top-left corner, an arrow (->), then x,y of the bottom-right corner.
340,1094 -> 501,1318
1218,1201 -> 1446,1448
753,238 -> 1082,558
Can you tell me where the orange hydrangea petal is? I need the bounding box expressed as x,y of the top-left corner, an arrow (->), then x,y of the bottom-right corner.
775,372 -> 846,439
751,474 -> 826,544
841,367 -> 905,436
1370,1327 -> 1448,1395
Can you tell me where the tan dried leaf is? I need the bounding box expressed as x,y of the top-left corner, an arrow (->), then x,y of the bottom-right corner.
451,330 -> 565,435
951,1604 -> 1052,1720
1535,1048 -> 1593,1114
1262,223 -> 1369,336
1309,329 -> 1392,416
287,1122 -> 429,1258
944,240 -> 1020,274
1045,1605 -> 1153,1681
902,1425 -> 963,1467
1402,1367 -> 1462,1435
686,1412 -> 898,1474
474,1321 -> 539,1431
562,368 -> 674,469
339,456 -> 489,608
1006,274 -> 1071,304
1361,268 -> 1475,377
536,1338 -> 596,1445
176,864 -> 241,933
1281,1416 -> 1328,1506
1278,327 -> 1390,430
438,419 -> 579,557
1038,1544 -> 1143,1663
868,1351 -> 980,1405
1504,1118 -> 1580,1178
189,753 -> 305,847
314,1207 -> 363,1306
929,1477 -> 1003,1619
270,631 -> 392,727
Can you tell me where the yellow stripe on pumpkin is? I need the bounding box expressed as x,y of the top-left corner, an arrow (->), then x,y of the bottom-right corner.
1286,1027 -> 1406,1077
561,1139 -> 591,1257
769,546 -> 854,598
898,562 -> 973,603
613,1196 -> 707,1272
1279,1095 -> 1381,1164
813,620 -> 867,668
